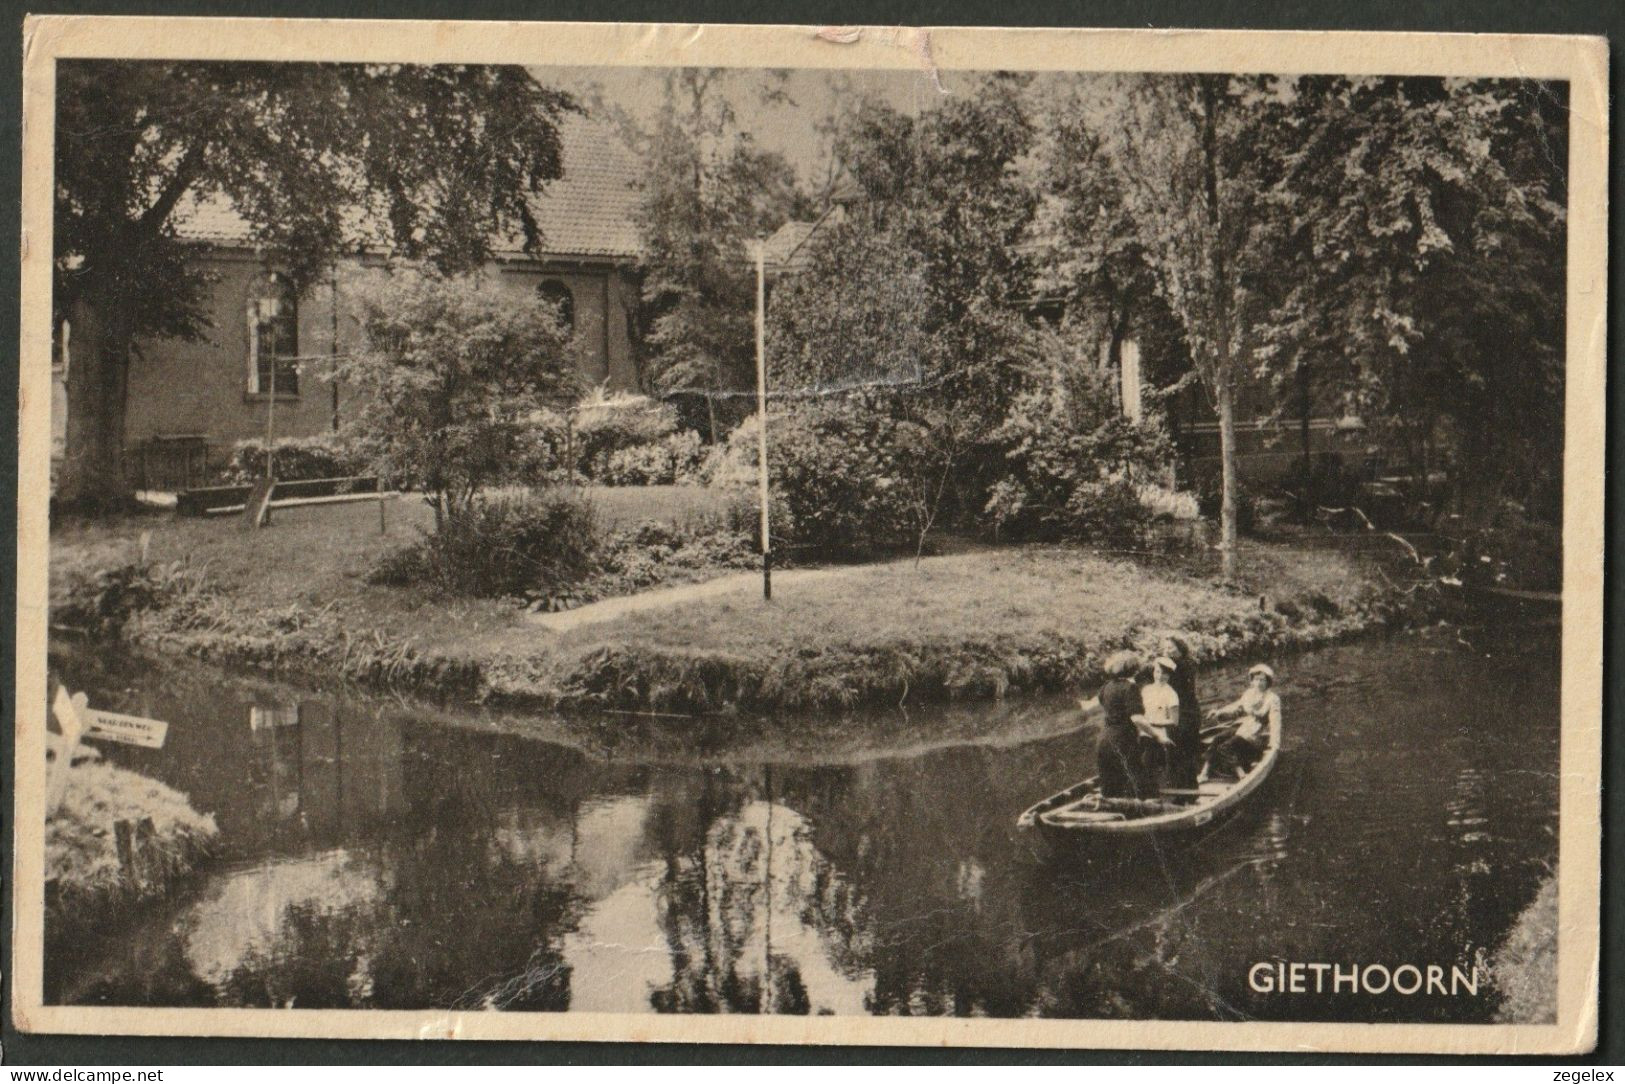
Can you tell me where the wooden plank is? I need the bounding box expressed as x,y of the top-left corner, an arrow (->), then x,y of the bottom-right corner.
244,476 -> 275,528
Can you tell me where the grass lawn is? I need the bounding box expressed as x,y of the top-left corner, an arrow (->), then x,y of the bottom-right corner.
51,487 -> 1401,715
50,485 -> 734,644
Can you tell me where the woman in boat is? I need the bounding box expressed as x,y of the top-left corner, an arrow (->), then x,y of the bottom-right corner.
1134,655 -> 1180,788
1204,663 -> 1281,780
1095,650 -> 1147,799
1160,636 -> 1204,789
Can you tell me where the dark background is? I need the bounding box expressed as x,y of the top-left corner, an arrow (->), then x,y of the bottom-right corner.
2,0 -> 1619,1066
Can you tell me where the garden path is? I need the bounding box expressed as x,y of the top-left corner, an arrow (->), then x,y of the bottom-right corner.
526,564 -> 864,632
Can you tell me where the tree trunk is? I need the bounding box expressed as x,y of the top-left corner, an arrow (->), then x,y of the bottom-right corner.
1298,360 -> 1312,523
1198,75 -> 1241,580
1216,378 -> 1239,581
59,292 -> 136,511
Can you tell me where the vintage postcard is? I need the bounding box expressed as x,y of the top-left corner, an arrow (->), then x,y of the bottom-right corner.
12,17 -> 1605,1053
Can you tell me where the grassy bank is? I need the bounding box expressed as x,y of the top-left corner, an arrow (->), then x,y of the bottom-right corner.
1492,875 -> 1558,1023
46,748 -> 218,936
52,494 -> 1420,718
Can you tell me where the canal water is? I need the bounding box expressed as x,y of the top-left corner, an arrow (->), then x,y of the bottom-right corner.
45,625 -> 1558,1022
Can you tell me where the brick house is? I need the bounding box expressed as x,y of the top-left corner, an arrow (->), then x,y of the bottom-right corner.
56,117 -> 646,490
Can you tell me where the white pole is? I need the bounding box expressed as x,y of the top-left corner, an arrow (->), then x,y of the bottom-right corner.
755,241 -> 771,601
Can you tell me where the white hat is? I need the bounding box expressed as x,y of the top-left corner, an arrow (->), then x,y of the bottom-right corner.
1248,663 -> 1277,682
1153,656 -> 1177,672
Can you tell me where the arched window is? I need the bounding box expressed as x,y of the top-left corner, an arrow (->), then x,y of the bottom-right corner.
537,279 -> 575,332
250,273 -> 299,396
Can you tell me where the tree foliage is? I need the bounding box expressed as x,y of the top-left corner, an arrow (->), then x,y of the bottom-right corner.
764,75 -> 1043,543
1045,72 -> 1567,541
1255,76 -> 1567,519
340,271 -> 581,528
632,69 -> 800,437
53,60 -> 574,507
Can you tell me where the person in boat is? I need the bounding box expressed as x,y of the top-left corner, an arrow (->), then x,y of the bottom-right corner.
1159,636 -> 1204,789
1133,655 -> 1180,788
1095,650 -> 1148,799
1204,663 -> 1281,780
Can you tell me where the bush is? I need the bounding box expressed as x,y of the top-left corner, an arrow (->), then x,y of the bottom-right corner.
1277,451 -> 1362,511
338,270 -> 580,520
571,391 -> 679,479
594,520 -> 759,597
712,406 -> 918,559
1444,506 -> 1562,592
55,557 -> 211,638
601,430 -> 707,486
369,492 -> 601,598
221,433 -> 365,484
511,408 -> 573,487
984,372 -> 1174,544
1135,482 -> 1201,522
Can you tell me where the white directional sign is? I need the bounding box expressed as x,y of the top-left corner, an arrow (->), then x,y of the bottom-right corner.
82,708 -> 170,749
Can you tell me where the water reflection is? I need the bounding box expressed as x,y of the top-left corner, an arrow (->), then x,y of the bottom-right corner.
48,628 -> 1559,1022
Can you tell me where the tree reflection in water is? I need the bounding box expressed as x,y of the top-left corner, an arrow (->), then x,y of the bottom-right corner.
642,768 -> 871,1015
48,631 -> 1561,1023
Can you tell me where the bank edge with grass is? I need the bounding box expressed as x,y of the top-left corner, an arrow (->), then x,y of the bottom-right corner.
56,537 -> 1430,723
46,746 -> 219,942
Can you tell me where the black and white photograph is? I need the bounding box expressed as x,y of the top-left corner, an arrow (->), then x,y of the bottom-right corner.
11,18 -> 1605,1053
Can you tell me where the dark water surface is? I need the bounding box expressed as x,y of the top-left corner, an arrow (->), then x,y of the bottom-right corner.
46,626 -> 1558,1021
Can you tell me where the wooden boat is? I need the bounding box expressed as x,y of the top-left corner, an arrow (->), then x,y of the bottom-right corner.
1017,713 -> 1281,840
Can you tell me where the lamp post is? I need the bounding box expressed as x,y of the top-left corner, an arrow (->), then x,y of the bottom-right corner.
755,241 -> 771,601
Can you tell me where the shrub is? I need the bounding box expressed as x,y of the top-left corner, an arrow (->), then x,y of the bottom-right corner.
339,271 -> 580,526
1136,482 -> 1201,522
1195,474 -> 1257,536
984,371 -> 1174,543
712,405 -> 918,559
511,408 -> 573,487
1277,451 -> 1362,512
369,492 -> 601,598
221,433 -> 365,484
600,430 -> 707,486
571,391 -> 679,479
55,557 -> 211,638
594,520 -> 759,597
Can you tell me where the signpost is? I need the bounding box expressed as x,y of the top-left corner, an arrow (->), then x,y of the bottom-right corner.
81,708 -> 170,749
47,685 -> 172,812
48,685 -> 87,812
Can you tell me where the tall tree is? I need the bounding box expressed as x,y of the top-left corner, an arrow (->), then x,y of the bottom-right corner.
768,75 -> 1040,529
1089,74 -> 1292,568
632,69 -> 800,441
53,61 -> 574,509
1258,76 -> 1567,524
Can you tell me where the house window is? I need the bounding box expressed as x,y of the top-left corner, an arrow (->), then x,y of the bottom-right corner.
538,279 -> 575,332
249,273 -> 299,396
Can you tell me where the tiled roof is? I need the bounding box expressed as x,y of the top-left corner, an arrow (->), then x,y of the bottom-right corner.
171,115 -> 644,261
761,206 -> 846,274
762,220 -> 819,272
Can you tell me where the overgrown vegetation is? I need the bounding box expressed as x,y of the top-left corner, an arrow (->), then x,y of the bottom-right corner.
983,364 -> 1176,545
1491,875 -> 1557,1023
369,491 -> 602,600
46,751 -> 218,933
220,433 -> 367,485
